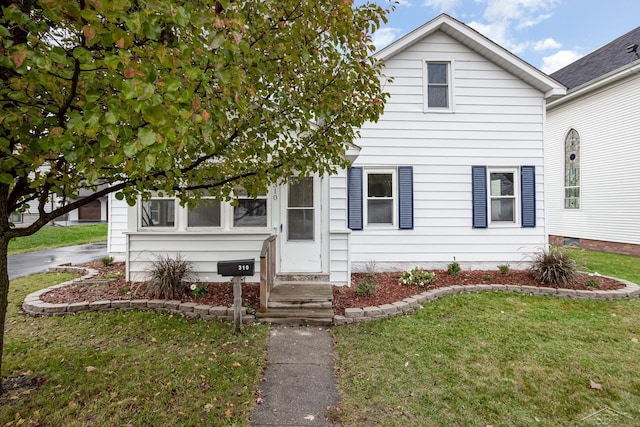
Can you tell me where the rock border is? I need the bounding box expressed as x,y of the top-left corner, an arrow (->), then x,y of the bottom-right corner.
22,266 -> 640,326
21,266 -> 255,324
333,277 -> 640,325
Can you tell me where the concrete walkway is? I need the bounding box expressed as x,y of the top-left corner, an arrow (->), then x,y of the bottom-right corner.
250,326 -> 338,427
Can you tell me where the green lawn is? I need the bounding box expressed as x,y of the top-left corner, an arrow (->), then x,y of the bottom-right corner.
333,250 -> 640,426
8,224 -> 108,255
1,272 -> 269,426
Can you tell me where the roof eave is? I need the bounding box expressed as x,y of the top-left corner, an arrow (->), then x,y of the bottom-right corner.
374,14 -> 566,99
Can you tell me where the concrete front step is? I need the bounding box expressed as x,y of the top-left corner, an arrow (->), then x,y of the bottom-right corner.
275,273 -> 330,283
256,308 -> 334,326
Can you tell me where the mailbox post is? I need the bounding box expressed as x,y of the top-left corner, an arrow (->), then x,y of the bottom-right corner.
217,259 -> 255,333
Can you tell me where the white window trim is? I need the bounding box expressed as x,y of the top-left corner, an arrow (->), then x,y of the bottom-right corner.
364,168 -> 397,228
139,198 -> 178,230
487,168 -> 519,226
422,58 -> 455,113
232,192 -> 269,230
185,197 -> 223,230
138,191 -> 271,232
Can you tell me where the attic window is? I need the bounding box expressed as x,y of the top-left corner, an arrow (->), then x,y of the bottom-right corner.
423,60 -> 453,112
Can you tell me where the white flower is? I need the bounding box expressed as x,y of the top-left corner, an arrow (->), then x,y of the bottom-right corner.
190,283 -> 197,291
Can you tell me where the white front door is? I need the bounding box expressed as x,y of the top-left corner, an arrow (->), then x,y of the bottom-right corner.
280,176 -> 322,273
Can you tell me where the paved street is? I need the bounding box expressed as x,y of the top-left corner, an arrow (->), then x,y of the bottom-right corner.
8,242 -> 108,279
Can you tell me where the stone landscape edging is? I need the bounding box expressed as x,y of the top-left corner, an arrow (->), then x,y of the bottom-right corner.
22,266 -> 640,326
21,266 -> 255,324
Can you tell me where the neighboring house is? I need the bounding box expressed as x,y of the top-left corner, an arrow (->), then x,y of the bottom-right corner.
107,14 -> 565,284
13,188 -> 108,228
545,26 -> 640,256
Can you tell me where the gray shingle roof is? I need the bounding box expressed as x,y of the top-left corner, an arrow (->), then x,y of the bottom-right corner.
551,26 -> 640,90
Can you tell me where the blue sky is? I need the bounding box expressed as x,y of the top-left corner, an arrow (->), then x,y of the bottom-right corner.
357,0 -> 640,73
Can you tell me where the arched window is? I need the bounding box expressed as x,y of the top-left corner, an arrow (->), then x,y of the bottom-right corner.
564,129 -> 580,209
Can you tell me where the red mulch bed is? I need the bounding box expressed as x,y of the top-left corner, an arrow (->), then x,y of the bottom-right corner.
41,261 -> 625,316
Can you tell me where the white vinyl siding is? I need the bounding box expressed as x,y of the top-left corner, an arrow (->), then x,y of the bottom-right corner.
546,71 -> 640,246
350,30 -> 546,271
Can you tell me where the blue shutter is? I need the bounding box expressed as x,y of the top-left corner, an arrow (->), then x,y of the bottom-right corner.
398,166 -> 413,230
521,166 -> 536,228
472,166 -> 488,228
347,167 -> 363,230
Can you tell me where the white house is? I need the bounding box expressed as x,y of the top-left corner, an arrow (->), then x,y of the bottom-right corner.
545,25 -> 640,257
107,14 -> 565,285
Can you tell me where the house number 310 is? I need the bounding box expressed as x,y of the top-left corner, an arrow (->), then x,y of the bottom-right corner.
238,265 -> 250,271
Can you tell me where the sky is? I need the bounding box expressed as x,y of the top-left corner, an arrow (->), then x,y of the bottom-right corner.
356,0 -> 640,74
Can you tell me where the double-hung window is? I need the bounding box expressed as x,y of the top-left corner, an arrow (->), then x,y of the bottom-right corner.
489,170 -> 517,223
366,170 -> 396,226
472,166 -> 536,228
424,60 -> 452,111
348,166 -> 413,231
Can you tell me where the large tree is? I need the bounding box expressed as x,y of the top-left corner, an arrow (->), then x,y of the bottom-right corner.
0,0 -> 389,386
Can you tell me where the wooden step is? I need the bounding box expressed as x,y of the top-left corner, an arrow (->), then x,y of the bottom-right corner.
275,273 -> 330,282
269,282 -> 333,304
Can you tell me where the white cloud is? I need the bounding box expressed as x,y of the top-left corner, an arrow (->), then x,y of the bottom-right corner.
541,50 -> 583,73
482,0 -> 559,24
533,38 -> 561,51
371,27 -> 402,50
422,0 -> 461,11
468,20 -> 528,54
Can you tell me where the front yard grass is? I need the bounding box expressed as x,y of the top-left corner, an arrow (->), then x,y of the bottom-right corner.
333,250 -> 640,426
8,223 -> 108,255
1,272 -> 269,426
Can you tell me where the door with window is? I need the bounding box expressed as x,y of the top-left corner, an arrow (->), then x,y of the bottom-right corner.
280,176 -> 322,273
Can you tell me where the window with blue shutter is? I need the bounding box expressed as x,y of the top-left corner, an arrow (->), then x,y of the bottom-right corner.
472,166 -> 488,228
520,166 -> 536,228
347,167 -> 363,230
398,166 -> 413,230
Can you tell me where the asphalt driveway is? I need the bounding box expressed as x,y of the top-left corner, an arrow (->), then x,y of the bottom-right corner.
8,242 -> 108,279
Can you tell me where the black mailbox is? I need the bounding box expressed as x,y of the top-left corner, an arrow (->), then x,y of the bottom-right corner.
217,259 -> 255,277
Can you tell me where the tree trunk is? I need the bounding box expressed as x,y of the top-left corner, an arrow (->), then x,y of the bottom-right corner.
0,236 -> 9,393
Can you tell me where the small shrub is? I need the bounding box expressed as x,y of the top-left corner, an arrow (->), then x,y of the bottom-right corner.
147,254 -> 196,299
530,247 -> 578,287
356,277 -> 377,296
498,264 -> 510,275
585,279 -> 601,288
101,256 -> 114,266
482,274 -> 492,281
117,286 -> 131,294
399,267 -> 437,288
189,282 -> 208,297
447,261 -> 461,276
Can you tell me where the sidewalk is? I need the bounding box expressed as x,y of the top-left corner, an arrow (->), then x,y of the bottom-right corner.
250,326 -> 338,427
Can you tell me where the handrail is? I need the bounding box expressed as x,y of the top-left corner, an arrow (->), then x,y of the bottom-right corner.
259,235 -> 277,312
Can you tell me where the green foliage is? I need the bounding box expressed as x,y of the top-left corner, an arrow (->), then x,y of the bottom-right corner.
530,247 -> 578,287
399,267 -> 437,288
147,254 -> 196,299
355,277 -> 377,297
1,0 -> 391,235
482,274 -> 492,281
447,262 -> 461,276
585,279 -> 601,288
189,282 -> 208,297
498,264 -> 510,275
101,256 -> 114,266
